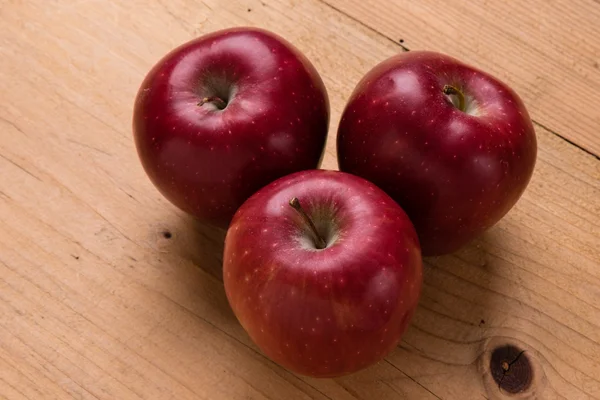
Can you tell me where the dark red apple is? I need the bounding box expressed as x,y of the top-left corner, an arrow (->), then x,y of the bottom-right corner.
133,27 -> 329,228
223,169 -> 422,377
337,51 -> 537,256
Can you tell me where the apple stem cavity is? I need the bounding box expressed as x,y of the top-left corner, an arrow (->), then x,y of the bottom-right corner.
289,197 -> 327,250
198,96 -> 227,110
442,85 -> 466,112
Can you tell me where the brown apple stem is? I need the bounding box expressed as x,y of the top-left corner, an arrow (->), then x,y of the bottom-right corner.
198,96 -> 227,110
442,85 -> 466,112
289,197 -> 327,250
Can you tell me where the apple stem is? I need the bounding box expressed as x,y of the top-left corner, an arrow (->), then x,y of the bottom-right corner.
289,197 -> 327,250
198,96 -> 227,110
442,85 -> 466,112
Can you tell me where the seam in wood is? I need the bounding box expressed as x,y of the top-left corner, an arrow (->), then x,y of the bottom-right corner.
66,138 -> 113,157
533,120 -> 600,160
0,153 -> 42,182
0,116 -> 29,137
383,359 -> 442,399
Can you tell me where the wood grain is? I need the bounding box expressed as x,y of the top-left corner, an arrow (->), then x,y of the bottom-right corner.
322,0 -> 600,157
0,0 -> 599,399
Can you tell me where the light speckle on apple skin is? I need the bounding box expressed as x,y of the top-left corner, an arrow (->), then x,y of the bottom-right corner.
337,50 -> 537,256
223,170 -> 422,378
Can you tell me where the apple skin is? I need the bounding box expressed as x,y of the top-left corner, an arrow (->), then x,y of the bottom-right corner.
337,51 -> 537,256
223,169 -> 423,378
133,27 -> 329,228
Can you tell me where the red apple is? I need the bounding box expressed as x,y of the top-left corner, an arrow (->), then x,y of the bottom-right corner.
337,51 -> 537,256
223,169 -> 422,377
133,27 -> 329,228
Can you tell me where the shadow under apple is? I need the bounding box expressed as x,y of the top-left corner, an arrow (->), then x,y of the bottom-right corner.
150,212 -> 362,398
147,212 -> 237,324
295,229 -> 512,399
166,213 -> 228,282
154,210 -> 523,398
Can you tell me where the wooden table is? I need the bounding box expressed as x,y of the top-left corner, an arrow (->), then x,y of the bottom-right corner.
1,1 -> 599,399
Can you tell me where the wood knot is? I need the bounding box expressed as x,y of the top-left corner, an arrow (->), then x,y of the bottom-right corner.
490,345 -> 532,394
479,337 -> 546,399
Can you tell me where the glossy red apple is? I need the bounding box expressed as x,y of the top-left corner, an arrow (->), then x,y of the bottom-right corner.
133,27 -> 329,228
337,51 -> 537,256
223,169 -> 422,377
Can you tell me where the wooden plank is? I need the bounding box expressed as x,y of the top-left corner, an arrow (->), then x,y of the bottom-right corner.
322,0 -> 600,157
0,0 -> 598,399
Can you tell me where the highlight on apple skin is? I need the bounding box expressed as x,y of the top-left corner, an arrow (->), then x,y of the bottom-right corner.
133,27 -> 330,228
223,169 -> 423,378
337,50 -> 537,256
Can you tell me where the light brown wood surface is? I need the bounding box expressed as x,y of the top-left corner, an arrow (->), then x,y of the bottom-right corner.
0,0 -> 599,399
